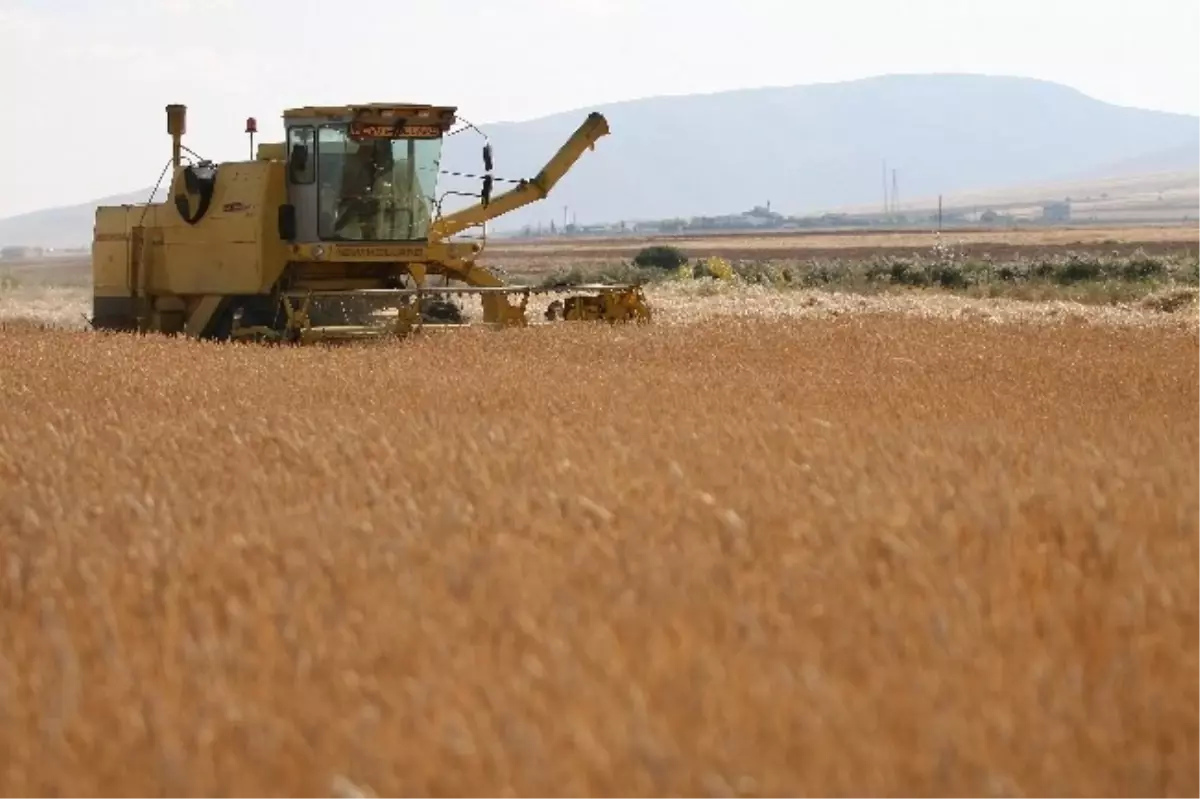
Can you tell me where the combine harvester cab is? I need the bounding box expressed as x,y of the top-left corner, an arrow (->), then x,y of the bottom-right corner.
90,102 -> 651,343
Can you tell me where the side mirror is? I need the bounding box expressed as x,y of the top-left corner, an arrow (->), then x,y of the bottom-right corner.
278,204 -> 296,241
482,143 -> 493,172
481,175 -> 493,207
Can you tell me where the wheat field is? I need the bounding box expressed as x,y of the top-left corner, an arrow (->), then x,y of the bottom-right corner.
0,312 -> 1197,796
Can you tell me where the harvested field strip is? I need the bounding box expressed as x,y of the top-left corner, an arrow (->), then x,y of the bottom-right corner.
485,224 -> 1200,256
0,318 -> 1197,795
482,225 -> 1200,267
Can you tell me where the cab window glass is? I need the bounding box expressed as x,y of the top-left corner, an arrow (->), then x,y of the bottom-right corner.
287,126 -> 315,184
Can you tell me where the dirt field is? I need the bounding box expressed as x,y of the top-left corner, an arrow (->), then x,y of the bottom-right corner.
0,313 -> 1196,796
0,255 -> 91,287
479,224 -> 1199,272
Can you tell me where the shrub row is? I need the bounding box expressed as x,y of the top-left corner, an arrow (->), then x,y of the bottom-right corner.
549,245 -> 1200,291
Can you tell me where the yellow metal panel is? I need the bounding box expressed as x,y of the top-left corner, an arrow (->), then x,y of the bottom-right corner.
150,242 -> 263,294
92,204 -> 164,296
257,159 -> 289,291
257,142 -> 285,161
131,160 -> 289,295
160,216 -> 261,244
92,205 -> 133,296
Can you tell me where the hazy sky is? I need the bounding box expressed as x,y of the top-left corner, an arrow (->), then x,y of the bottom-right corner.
1,0 -> 1196,217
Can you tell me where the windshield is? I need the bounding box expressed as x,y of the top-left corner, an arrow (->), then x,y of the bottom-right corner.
316,124 -> 442,241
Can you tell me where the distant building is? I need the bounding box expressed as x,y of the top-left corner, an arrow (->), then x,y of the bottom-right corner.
1041,200 -> 1071,222
743,204 -> 786,227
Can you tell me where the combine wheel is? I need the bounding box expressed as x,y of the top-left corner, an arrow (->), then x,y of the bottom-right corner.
209,295 -> 280,341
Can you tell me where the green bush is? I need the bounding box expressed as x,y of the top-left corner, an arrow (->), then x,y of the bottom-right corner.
797,260 -> 844,287
931,263 -> 969,289
876,258 -> 930,287
633,245 -> 688,271
540,262 -> 658,287
1055,255 -> 1103,285
1117,250 -> 1169,281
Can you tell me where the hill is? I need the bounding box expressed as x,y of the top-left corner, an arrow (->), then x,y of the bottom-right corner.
0,188 -> 166,251
833,169 -> 1199,224
1078,144 -> 1199,180
1,73 -> 1197,246
438,73 -> 1198,230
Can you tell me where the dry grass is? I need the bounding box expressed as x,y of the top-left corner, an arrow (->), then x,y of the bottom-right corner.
0,284 -> 93,330
0,315 -> 1196,796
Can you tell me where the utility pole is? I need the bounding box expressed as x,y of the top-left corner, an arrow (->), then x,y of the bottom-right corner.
882,159 -> 889,216
937,194 -> 943,232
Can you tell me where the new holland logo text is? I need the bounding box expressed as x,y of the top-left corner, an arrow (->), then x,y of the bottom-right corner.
334,245 -> 424,259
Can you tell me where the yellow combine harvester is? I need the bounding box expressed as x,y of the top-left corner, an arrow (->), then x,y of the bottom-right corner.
91,102 -> 650,343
